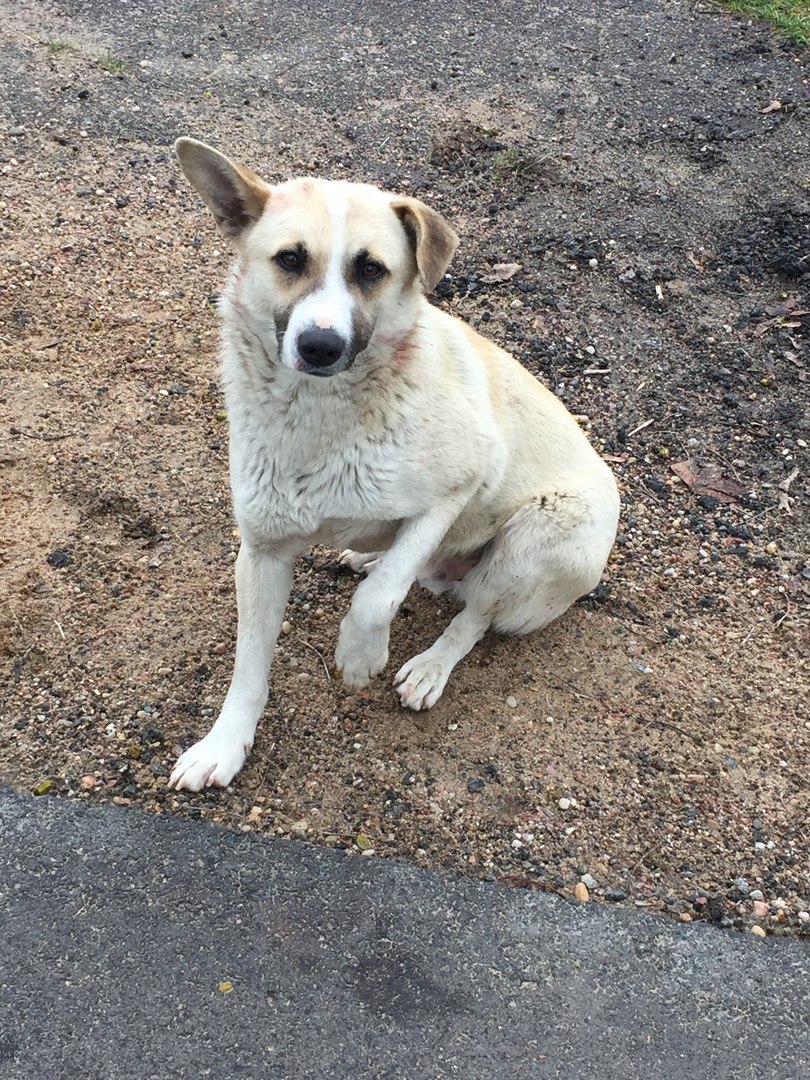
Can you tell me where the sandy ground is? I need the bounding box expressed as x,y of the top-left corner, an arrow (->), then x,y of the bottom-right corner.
0,0 -> 807,935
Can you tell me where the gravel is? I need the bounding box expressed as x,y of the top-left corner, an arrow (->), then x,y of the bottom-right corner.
0,0 -> 807,941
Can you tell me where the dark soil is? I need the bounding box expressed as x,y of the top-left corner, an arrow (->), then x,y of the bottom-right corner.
1,0 -> 808,936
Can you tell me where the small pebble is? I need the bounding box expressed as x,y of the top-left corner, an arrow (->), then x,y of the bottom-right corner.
750,925 -> 767,938
290,820 -> 308,840
604,888 -> 627,902
581,873 -> 598,891
281,621 -> 292,635
749,889 -> 764,900
505,695 -> 517,708
574,882 -> 589,902
558,797 -> 572,810
798,911 -> 809,924
753,900 -> 769,919
679,912 -> 692,923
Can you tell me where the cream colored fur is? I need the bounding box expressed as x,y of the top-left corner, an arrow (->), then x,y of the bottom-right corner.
169,138 -> 620,792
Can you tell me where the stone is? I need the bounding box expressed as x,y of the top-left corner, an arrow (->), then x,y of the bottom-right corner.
604,888 -> 627,902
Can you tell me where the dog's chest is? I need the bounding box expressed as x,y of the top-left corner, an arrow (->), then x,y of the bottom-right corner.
230,402 -> 415,542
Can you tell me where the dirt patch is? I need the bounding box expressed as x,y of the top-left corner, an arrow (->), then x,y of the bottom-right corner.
0,0 -> 808,937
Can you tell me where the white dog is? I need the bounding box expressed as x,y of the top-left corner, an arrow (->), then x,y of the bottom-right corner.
168,138 -> 620,791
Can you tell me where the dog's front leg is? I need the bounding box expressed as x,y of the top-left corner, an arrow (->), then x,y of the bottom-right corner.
169,541 -> 297,791
335,496 -> 472,689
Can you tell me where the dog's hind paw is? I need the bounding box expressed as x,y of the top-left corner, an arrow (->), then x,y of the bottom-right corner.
168,733 -> 251,792
338,549 -> 380,574
394,654 -> 451,711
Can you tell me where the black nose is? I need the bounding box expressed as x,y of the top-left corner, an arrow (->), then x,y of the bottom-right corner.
297,328 -> 346,368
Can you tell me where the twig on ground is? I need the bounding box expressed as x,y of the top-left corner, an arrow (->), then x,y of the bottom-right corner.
626,417 -> 656,437
10,426 -> 78,442
642,716 -> 700,744
251,749 -> 276,804
13,642 -> 37,682
630,842 -> 662,874
299,638 -> 333,688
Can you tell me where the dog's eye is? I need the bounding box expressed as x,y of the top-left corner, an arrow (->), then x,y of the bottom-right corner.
358,259 -> 386,282
276,249 -> 304,272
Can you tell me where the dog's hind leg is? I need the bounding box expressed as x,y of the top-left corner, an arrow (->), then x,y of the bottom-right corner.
395,606 -> 490,710
395,493 -> 617,710
338,549 -> 381,574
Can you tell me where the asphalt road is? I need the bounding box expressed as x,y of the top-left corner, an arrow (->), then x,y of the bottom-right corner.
1,788 -> 808,1079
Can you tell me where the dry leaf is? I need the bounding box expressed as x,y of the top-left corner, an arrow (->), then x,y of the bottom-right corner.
777,466 -> 799,515
480,262 -> 522,284
754,298 -> 810,336
686,251 -> 706,272
218,981 -> 234,994
670,459 -> 748,504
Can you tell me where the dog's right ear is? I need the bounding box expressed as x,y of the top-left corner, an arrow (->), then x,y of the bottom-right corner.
174,137 -> 270,241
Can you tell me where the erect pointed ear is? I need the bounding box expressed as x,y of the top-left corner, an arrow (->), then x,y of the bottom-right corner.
174,137 -> 271,241
391,196 -> 459,293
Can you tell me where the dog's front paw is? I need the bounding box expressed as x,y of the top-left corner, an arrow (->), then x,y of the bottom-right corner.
335,617 -> 389,688
168,732 -> 252,792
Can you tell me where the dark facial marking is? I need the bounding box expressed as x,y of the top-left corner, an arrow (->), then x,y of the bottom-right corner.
274,243 -> 308,274
352,249 -> 388,289
351,308 -> 374,358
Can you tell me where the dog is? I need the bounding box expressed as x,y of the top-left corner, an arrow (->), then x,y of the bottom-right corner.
168,137 -> 620,792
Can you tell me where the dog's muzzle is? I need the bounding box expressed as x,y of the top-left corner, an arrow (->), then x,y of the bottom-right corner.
296,328 -> 353,377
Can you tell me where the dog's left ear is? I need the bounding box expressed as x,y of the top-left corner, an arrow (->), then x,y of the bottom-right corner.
392,197 -> 459,293
175,137 -> 271,241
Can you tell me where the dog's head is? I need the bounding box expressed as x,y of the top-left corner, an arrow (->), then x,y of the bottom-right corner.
175,138 -> 458,378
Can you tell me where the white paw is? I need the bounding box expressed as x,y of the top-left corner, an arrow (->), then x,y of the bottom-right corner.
338,549 -> 380,574
168,732 -> 252,792
394,653 -> 450,711
335,620 -> 389,689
